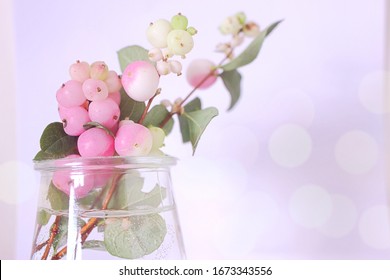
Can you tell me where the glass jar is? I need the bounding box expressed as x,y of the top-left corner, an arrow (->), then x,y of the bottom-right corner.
31,156 -> 185,260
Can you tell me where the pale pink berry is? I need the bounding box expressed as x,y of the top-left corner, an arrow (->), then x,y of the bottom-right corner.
148,48 -> 163,62
105,71 -> 122,92
186,59 -> 218,89
59,106 -> 91,136
156,60 -> 171,75
121,61 -> 160,102
169,60 -> 182,75
107,91 -> 121,105
88,98 -> 120,130
69,61 -> 90,82
90,61 -> 109,80
243,21 -> 260,37
114,122 -> 153,156
82,78 -> 109,101
56,80 -> 86,108
77,128 -> 115,157
52,154 -> 95,198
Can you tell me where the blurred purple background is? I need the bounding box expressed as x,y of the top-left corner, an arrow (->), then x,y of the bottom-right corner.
0,0 -> 389,259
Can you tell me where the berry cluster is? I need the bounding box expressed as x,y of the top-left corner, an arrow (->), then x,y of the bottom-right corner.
57,60 -> 165,159
216,12 -> 261,58
146,13 -> 197,77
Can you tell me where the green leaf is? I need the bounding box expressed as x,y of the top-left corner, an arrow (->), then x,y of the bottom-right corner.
264,19 -> 283,36
34,150 -> 58,161
117,45 -> 151,72
82,240 -> 106,251
35,122 -> 78,161
178,98 -> 202,143
221,20 -> 282,71
83,122 -> 115,137
183,97 -> 202,112
104,214 -> 167,259
37,209 -> 51,226
181,107 -> 219,155
119,89 -> 145,122
47,182 -> 69,211
220,69 -> 242,111
143,104 -> 174,135
108,173 -> 166,210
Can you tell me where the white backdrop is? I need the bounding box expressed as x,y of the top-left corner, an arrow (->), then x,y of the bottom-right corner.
0,0 -> 389,259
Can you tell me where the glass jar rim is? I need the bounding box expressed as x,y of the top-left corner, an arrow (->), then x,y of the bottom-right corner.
33,155 -> 177,171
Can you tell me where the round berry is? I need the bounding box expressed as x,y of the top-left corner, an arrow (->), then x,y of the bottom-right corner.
107,91 -> 121,105
169,60 -> 182,75
88,98 -> 120,130
115,122 -> 153,156
77,128 -> 115,157
104,70 -> 122,92
171,13 -> 188,30
121,61 -> 159,102
149,126 -> 166,150
59,106 -> 91,136
146,19 -> 172,48
186,59 -> 218,89
148,48 -> 163,62
166,29 -> 194,56
243,21 -> 260,37
69,61 -> 90,82
56,80 -> 86,108
90,61 -> 109,80
156,60 -> 171,75
82,78 -> 109,101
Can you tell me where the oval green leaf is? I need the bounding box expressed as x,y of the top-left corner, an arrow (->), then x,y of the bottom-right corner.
220,69 -> 242,111
104,214 -> 167,259
182,107 -> 219,155
34,122 -> 78,161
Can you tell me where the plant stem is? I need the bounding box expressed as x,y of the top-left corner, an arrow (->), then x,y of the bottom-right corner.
35,240 -> 48,253
159,112 -> 174,129
51,174 -> 121,260
41,216 -> 61,260
138,89 -> 160,125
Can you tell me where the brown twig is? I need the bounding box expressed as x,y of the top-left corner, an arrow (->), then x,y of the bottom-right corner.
138,89 -> 160,125
34,240 -> 48,253
41,216 -> 62,260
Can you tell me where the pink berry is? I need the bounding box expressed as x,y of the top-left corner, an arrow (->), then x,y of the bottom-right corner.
108,91 -> 121,105
186,59 -> 218,89
88,98 -> 120,130
77,128 -> 115,157
59,106 -> 91,136
82,78 -> 109,101
52,154 -> 95,198
56,80 -> 86,108
114,122 -> 153,156
121,61 -> 160,102
69,61 -> 90,82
